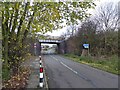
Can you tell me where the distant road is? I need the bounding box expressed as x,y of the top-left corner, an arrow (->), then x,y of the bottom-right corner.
43,55 -> 118,88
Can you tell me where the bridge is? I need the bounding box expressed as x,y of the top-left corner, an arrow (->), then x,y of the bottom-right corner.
39,39 -> 65,54
31,39 -> 66,55
39,40 -> 61,44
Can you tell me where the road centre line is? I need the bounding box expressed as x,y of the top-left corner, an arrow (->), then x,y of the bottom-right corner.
49,55 -> 98,88
50,55 -> 78,75
50,55 -> 58,61
60,62 -> 78,74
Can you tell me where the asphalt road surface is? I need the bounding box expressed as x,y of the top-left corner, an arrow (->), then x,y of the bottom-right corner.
43,55 -> 118,88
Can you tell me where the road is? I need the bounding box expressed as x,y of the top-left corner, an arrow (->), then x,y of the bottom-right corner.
43,55 -> 118,88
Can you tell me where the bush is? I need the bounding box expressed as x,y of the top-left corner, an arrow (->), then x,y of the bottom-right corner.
97,60 -> 106,65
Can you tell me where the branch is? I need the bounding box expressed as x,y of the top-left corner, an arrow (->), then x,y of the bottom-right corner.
22,8 -> 36,45
16,2 -> 29,41
10,3 -> 19,35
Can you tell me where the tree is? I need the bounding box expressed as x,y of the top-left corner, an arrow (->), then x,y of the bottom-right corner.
76,19 -> 97,56
93,2 -> 119,55
94,2 -> 119,31
2,1 -> 95,74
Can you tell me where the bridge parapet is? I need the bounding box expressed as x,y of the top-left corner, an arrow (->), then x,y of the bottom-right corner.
39,39 -> 61,43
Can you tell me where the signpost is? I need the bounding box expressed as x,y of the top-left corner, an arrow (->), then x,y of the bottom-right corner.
81,44 -> 89,56
83,44 -> 89,49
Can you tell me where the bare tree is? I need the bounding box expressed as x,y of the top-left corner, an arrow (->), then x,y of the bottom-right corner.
93,2 -> 119,54
94,2 -> 119,32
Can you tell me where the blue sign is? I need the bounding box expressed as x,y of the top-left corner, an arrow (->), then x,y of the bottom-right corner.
83,44 -> 89,48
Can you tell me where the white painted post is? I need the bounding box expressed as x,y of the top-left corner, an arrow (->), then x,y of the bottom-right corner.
39,56 -> 44,88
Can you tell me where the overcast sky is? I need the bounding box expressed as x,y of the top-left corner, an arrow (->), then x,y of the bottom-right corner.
45,0 -> 119,37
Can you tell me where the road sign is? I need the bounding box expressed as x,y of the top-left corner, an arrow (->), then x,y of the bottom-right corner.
83,44 -> 89,49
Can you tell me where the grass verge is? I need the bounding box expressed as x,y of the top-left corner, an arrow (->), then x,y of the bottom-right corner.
63,54 -> 119,75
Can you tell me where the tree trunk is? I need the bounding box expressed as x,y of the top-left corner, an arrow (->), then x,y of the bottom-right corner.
4,35 -> 8,69
3,7 -> 9,71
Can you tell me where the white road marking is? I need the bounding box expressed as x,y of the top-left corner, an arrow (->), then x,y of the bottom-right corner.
60,62 -> 78,74
50,56 -> 58,61
50,55 -> 78,75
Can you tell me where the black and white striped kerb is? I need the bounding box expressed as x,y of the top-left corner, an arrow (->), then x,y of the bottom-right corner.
39,56 -> 44,87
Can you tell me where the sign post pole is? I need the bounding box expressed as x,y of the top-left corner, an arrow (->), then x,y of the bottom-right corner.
81,44 -> 89,57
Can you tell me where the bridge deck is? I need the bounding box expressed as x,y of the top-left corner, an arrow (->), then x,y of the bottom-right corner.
39,40 -> 61,44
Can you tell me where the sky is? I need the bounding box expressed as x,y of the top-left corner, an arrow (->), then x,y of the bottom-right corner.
41,0 -> 119,46
45,0 -> 119,37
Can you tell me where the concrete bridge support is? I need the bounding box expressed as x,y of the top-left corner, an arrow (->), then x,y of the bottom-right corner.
57,41 -> 67,54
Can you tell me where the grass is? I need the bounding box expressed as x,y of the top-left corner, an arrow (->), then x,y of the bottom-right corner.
63,54 -> 119,75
